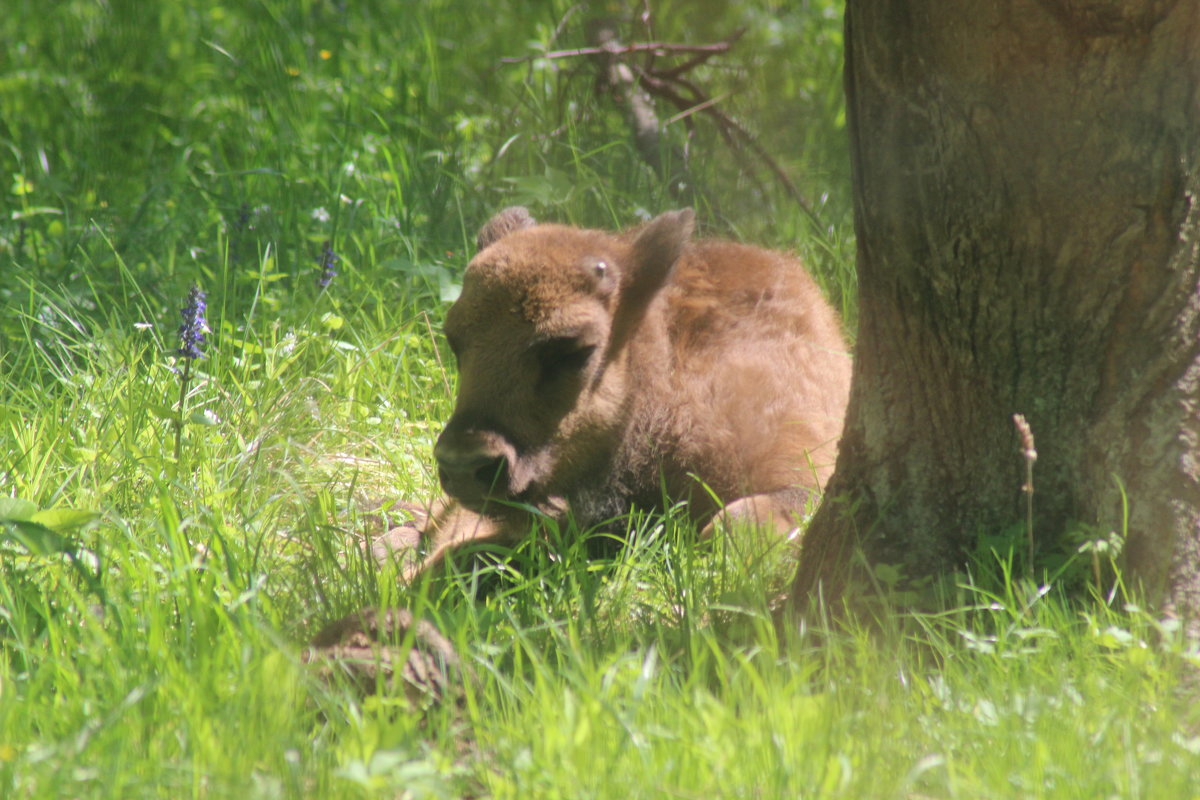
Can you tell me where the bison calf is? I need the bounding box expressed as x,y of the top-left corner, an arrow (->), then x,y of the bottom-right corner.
391,206 -> 851,579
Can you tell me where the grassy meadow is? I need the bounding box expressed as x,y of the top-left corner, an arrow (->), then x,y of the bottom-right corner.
2,1 -> 1199,797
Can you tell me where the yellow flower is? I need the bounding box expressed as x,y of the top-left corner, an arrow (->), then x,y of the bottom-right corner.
319,49 -> 332,60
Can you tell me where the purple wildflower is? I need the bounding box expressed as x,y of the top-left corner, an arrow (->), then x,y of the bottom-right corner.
177,285 -> 208,360
317,241 -> 339,288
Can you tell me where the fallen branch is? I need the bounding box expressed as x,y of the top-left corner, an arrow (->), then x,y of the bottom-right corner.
504,13 -> 818,222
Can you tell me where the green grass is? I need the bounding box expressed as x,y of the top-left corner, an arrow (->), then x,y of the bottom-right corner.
1,1 -> 1198,797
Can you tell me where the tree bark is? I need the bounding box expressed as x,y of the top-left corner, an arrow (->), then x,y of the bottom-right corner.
793,0 -> 1200,621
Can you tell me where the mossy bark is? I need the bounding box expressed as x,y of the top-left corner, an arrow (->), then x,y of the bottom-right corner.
793,0 -> 1200,621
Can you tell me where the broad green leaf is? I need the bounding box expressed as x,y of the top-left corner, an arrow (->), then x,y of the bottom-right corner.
30,508 -> 100,531
2,520 -> 72,555
147,404 -> 178,421
0,497 -> 37,522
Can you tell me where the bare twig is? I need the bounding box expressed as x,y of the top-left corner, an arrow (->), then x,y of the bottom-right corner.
658,29 -> 745,79
664,93 -> 731,126
641,68 -> 819,223
1013,414 -> 1038,573
422,311 -> 452,399
501,40 -> 737,64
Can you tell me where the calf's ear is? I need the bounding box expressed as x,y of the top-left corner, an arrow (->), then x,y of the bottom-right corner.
608,209 -> 694,355
476,206 -> 536,251
621,208 -> 693,312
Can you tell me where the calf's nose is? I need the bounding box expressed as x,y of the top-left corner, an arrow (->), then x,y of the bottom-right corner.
433,436 -> 508,499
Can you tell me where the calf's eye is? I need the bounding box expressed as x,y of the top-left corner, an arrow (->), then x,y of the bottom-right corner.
536,338 -> 596,378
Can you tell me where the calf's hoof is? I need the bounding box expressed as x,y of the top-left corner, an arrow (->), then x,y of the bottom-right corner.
305,607 -> 460,705
370,522 -> 423,568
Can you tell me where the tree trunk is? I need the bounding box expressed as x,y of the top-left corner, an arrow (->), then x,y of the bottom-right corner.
793,0 -> 1200,621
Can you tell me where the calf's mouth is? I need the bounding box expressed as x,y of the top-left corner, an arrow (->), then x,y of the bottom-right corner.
434,431 -> 551,510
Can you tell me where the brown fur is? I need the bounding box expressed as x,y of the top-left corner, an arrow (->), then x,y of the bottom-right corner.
401,207 -> 851,577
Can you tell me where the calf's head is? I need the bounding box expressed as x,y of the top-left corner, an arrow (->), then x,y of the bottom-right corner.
434,207 -> 694,513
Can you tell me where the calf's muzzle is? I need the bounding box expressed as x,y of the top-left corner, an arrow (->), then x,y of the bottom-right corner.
433,426 -> 512,507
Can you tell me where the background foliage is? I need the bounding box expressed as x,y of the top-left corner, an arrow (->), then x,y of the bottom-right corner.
1,1 -> 1196,798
